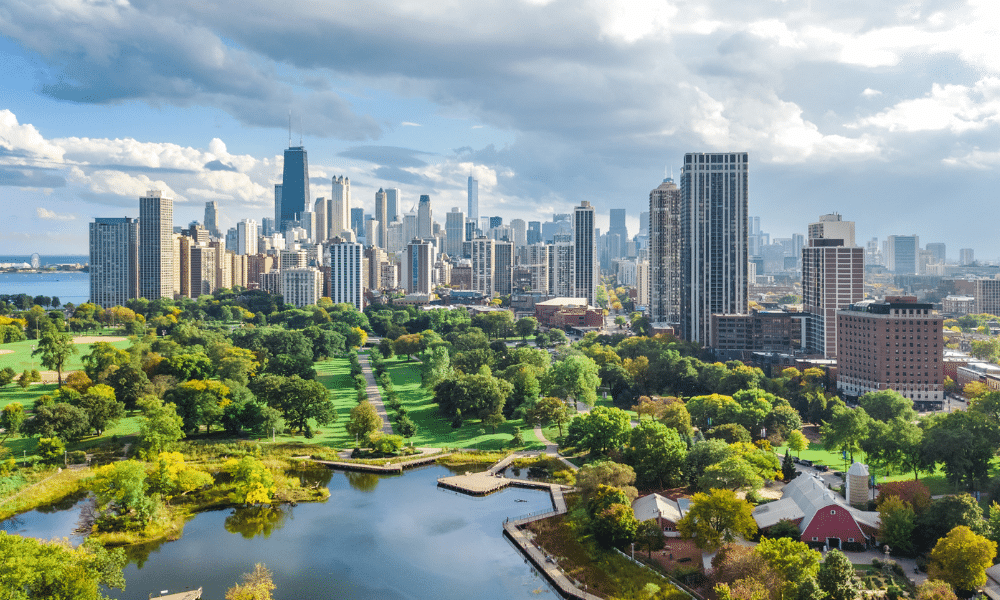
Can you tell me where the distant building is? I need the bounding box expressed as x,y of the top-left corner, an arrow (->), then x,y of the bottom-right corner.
327,239 -> 363,311
204,201 -> 220,238
802,220 -> 864,358
837,297 -> 944,406
960,248 -> 975,266
89,217 -> 139,308
281,267 -> 322,308
467,176 -> 478,224
573,201 -> 596,306
885,235 -> 919,275
942,295 -> 975,315
975,279 -> 1000,315
139,190 -> 174,300
280,147 -> 309,229
534,297 -> 602,329
403,239 -> 435,295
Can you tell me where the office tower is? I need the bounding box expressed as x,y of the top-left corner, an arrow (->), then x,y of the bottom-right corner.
351,208 -> 365,239
680,152 -> 749,343
384,188 -> 400,223
403,212 -> 418,244
176,234 -> 191,298
331,176 -> 350,237
403,239 -> 435,294
298,211 -> 316,243
865,237 -> 882,266
139,190 -> 175,300
510,219 -> 527,249
364,218 -> 378,247
280,146 -> 309,229
480,216 -> 490,235
262,217 -> 276,237
649,177 -> 681,325
471,237 -> 496,297
467,175 -> 479,223
204,202 -> 220,238
527,221 -> 541,245
639,211 -> 649,237
808,213 -> 855,247
387,220 -> 404,253
225,227 -> 239,253
961,248 -> 975,265
89,217 -> 139,308
886,235 -> 919,274
837,298 -> 943,404
236,219 -> 258,255
314,198 -> 327,243
521,244 -> 551,294
365,246 -> 388,291
494,241 -> 513,296
328,239 -> 364,310
608,209 -> 628,257
273,185 -> 282,227
926,243 -> 946,264
636,259 -> 650,307
417,195 -> 433,238
572,201 -> 596,306
445,207 -> 465,257
374,189 -> 388,248
802,214 -> 864,358
189,245 -> 217,297
488,216 -> 503,229
281,267 -> 322,308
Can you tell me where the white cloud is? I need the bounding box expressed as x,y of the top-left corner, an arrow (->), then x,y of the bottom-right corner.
862,88 -> 882,97
0,110 -> 66,165
36,207 -> 75,220
401,122 -> 422,127
857,77 -> 1000,133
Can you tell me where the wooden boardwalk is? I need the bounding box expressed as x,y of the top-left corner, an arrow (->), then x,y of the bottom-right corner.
312,452 -> 448,474
151,588 -> 202,600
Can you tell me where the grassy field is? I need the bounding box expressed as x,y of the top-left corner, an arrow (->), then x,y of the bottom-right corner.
380,355 -> 544,450
0,336 -> 132,373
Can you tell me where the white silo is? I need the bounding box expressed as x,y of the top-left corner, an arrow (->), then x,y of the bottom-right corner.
846,462 -> 870,506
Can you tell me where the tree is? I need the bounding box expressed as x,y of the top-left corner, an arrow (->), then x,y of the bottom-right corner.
0,402 -> 25,443
27,401 -> 90,442
660,401 -> 694,437
756,537 -> 822,599
928,526 -> 997,593
0,533 -> 126,600
764,405 -> 802,444
677,489 -> 757,550
226,563 -> 277,600
81,341 -> 130,381
32,328 -> 77,386
526,396 -> 571,438
225,456 -> 276,505
565,406 -> 632,455
922,410 -> 1000,490
635,519 -> 666,558
166,379 -> 231,434
700,457 -> 764,492
392,333 -> 423,360
787,429 -> 808,457
94,460 -> 155,528
420,346 -> 452,390
878,496 -> 917,556
545,354 -> 600,408
136,396 -> 185,460
347,401 -> 383,444
686,438 -> 735,486
916,494 -> 987,553
76,383 -> 125,435
820,404 -> 872,464
916,580 -> 957,600
515,316 -> 538,341
0,366 -> 17,387
624,420 -> 687,490
575,460 -> 638,500
271,376 -> 336,434
859,390 -> 916,423
591,503 -> 639,549
817,549 -> 861,600
781,451 -> 796,481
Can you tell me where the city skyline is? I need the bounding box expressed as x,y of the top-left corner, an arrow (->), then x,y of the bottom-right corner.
3,3 -> 1000,256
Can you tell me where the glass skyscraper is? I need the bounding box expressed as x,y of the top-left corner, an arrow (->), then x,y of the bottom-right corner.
280,146 -> 309,228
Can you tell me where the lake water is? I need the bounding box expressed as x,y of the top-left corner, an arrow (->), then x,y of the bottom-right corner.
2,465 -> 558,600
0,271 -> 90,305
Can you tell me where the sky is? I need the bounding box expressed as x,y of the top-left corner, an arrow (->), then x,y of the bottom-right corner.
1,0 -> 999,259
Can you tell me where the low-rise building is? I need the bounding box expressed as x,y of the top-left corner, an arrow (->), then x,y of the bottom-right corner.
711,309 -> 803,359
535,297 -> 602,329
631,494 -> 688,537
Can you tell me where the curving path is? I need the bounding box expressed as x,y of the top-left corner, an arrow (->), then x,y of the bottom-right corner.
358,352 -> 394,435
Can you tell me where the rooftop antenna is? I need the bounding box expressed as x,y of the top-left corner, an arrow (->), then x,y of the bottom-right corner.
299,115 -> 303,145
288,110 -> 292,148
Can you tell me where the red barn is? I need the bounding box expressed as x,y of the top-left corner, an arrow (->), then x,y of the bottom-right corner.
752,474 -> 879,551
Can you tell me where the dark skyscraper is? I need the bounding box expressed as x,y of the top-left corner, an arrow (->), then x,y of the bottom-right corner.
489,216 -> 503,229
280,146 -> 309,228
527,221 -> 541,245
351,207 -> 365,238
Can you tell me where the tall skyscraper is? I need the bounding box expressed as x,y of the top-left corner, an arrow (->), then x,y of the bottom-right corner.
235,219 -> 258,255
467,176 -> 479,223
384,188 -> 400,224
328,239 -> 364,311
886,235 -> 919,275
802,214 -> 864,358
331,176 -> 350,237
280,146 -> 309,228
417,195 -> 433,239
374,188 -> 388,248
204,202 -> 220,238
510,219 -> 527,249
680,152 -> 749,343
445,207 -> 465,257
313,197 -> 327,243
527,221 -> 542,245
139,190 -> 175,300
351,207 -> 365,239
403,239 -> 435,294
471,237 -> 495,297
649,177 -> 682,325
273,185 -> 282,226
495,240 -> 514,296
573,201 -> 596,306
89,217 -> 139,308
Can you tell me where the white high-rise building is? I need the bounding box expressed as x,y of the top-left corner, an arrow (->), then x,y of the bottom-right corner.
374,188 -> 388,248
467,176 -> 479,224
636,259 -> 650,308
445,207 -> 465,257
384,188 -> 400,224
510,219 -> 527,249
281,267 -> 322,308
417,195 -> 433,239
403,239 -> 435,294
573,201 -> 596,306
331,176 -> 350,238
328,240 -> 364,311
403,212 -> 418,244
236,219 -> 258,255
314,197 -> 327,243
90,217 -> 139,308
471,237 -> 495,297
139,190 -> 174,300
808,213 -> 855,248
387,220 -> 405,253
680,152 -> 749,343
649,178 -> 682,325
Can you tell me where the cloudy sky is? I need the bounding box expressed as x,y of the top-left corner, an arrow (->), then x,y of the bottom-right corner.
1,0 -> 999,259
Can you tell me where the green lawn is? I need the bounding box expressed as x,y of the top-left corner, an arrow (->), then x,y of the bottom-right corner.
0,336 -> 132,373
380,356 -> 544,450
0,383 -> 58,411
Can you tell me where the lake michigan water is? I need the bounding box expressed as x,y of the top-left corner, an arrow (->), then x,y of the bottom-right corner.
0,271 -> 91,305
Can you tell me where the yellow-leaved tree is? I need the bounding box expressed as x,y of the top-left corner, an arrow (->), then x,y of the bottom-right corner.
225,456 -> 276,506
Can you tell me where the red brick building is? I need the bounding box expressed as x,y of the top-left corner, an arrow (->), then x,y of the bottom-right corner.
535,297 -> 603,329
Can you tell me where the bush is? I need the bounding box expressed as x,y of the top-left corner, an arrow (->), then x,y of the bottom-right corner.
67,450 -> 87,464
37,437 -> 65,462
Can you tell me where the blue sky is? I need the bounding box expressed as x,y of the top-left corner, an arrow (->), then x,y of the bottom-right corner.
2,0 -> 1000,259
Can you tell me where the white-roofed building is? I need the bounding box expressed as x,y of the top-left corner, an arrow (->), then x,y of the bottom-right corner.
631,493 -> 689,537
752,473 -> 879,550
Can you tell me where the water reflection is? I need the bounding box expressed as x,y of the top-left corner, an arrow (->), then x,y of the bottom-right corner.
224,505 -> 289,539
345,471 -> 380,492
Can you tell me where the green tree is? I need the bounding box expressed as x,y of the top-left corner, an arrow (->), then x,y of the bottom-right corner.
544,354 -> 600,408
226,563 -> 277,600
859,390 -> 917,423
32,328 -> 77,386
922,410 -> 1000,489
526,396 -> 571,438
36,436 -> 65,462
0,366 -> 16,387
700,457 -> 763,492
915,580 -> 957,600
685,438 -> 735,487
81,341 -> 130,381
101,363 -> 149,412
817,549 -> 861,600
916,494 -> 987,553
392,333 -> 423,360
346,401 -> 383,444
623,420 -> 687,490
225,456 -> 276,505
272,375 -> 336,434
565,405 -> 632,455
677,489 -> 757,550
0,402 -> 25,443
575,460 -> 638,500
928,526 -> 997,593
591,503 -> 639,549
27,402 -> 90,442
878,496 -> 916,556
635,519 -> 666,558
420,345 -> 452,390
0,532 -> 126,600
756,537 -> 822,599
76,383 -> 125,435
820,404 -> 872,464
94,460 -> 155,528
166,379 -> 231,434
781,451 -> 796,481
787,429 -> 808,457
515,316 -> 538,340
136,396 -> 185,460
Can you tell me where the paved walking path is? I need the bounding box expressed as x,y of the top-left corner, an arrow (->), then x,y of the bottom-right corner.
359,352 -> 394,435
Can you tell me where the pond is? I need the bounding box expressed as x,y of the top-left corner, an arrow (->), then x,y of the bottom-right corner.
3,465 -> 559,600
